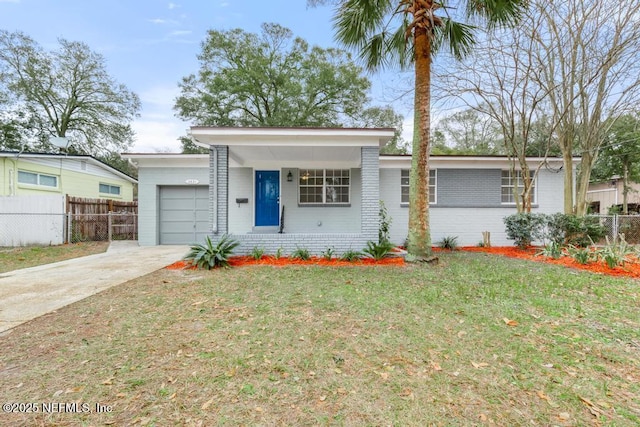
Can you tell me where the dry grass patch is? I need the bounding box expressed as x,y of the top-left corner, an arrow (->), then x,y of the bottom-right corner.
0,242 -> 108,273
0,252 -> 639,426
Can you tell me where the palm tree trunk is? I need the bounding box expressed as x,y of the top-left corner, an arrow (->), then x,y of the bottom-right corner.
407,25 -> 432,257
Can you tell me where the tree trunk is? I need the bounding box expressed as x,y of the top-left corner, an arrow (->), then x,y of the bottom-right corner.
575,153 -> 594,216
622,160 -> 629,215
562,148 -> 574,214
407,25 -> 432,257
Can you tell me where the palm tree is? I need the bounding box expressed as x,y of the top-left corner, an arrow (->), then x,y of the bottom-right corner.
310,0 -> 527,257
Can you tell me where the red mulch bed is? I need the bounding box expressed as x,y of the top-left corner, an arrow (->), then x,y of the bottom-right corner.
166,247 -> 640,279
165,255 -> 405,270
452,246 -> 640,279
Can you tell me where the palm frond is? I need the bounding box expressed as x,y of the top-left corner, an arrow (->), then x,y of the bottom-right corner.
333,0 -> 407,71
432,18 -> 477,60
333,0 -> 391,48
465,0 -> 527,29
388,15 -> 413,68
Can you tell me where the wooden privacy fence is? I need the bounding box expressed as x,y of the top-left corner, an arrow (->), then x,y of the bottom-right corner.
66,196 -> 138,242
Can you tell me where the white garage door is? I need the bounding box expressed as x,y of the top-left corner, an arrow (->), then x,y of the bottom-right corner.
159,186 -> 209,245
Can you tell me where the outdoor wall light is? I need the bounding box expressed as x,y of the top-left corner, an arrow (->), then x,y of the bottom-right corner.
287,170 -> 293,182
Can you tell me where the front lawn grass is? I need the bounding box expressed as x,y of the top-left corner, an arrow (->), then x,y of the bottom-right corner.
0,242 -> 109,273
0,251 -> 638,426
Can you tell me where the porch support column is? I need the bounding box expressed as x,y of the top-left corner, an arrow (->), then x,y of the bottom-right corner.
210,145 -> 229,235
360,146 -> 379,241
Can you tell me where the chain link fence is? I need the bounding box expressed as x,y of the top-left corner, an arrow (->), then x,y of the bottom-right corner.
0,212 -> 137,246
589,215 -> 640,244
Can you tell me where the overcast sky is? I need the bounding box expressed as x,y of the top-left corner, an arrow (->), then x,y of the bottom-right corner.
0,0 -> 412,152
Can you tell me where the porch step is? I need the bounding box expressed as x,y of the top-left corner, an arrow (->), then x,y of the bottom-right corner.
249,226 -> 280,234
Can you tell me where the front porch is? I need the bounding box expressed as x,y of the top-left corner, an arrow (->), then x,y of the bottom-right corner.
190,127 -> 394,255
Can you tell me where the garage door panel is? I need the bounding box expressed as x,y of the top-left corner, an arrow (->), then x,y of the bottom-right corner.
195,199 -> 209,210
160,221 -> 197,233
160,187 -> 194,198
160,211 -> 196,221
159,202 -> 194,211
159,186 -> 209,245
161,233 -> 199,245
194,210 -> 209,221
195,222 -> 209,233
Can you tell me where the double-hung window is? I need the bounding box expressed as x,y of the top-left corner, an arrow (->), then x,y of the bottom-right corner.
99,183 -> 121,196
17,170 -> 58,188
501,170 -> 536,204
299,169 -> 350,205
401,169 -> 436,204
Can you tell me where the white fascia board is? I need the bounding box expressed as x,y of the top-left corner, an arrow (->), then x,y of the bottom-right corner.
83,157 -> 138,184
1,152 -> 137,183
189,127 -> 395,147
121,153 -> 209,169
234,160 -> 361,169
378,156 -> 570,169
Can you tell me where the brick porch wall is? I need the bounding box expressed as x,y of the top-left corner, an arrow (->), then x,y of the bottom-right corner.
208,144 -> 380,256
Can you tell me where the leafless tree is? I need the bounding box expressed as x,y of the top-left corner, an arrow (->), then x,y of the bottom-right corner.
437,16 -> 554,212
530,0 -> 640,215
438,0 -> 640,215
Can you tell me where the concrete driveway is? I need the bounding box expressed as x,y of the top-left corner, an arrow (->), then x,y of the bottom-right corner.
0,241 -> 188,334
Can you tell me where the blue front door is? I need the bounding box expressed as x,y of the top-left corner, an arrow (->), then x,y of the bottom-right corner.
255,170 -> 280,226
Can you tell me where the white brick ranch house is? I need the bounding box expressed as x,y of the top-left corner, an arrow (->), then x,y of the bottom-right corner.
123,127 -> 571,253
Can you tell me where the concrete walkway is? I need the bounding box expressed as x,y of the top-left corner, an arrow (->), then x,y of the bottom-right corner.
0,241 -> 188,334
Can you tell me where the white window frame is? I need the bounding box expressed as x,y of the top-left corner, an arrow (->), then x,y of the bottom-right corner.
17,170 -> 58,188
298,169 -> 350,205
401,169 -> 436,205
501,170 -> 536,205
99,183 -> 121,196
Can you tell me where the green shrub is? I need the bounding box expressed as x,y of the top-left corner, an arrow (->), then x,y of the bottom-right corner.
274,247 -> 284,259
379,200 -> 392,244
598,234 -> 634,268
321,247 -> 335,260
567,245 -> 593,265
291,247 -> 311,260
505,213 -> 605,248
340,249 -> 362,262
537,241 -> 562,259
250,246 -> 265,260
184,235 -> 240,269
503,213 -> 546,248
363,240 -> 394,260
546,213 -> 605,247
438,236 -> 459,250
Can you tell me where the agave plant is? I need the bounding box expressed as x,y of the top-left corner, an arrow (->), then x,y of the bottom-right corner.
291,246 -> 311,260
363,240 -> 394,260
340,249 -> 363,262
438,236 -> 459,251
184,235 -> 240,269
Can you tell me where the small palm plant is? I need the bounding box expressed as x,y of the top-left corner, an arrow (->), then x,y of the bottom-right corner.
438,236 -> 459,251
340,249 -> 363,262
363,240 -> 394,260
291,247 -> 311,260
184,235 -> 240,269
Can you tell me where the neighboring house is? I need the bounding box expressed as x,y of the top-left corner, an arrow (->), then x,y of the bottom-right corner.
123,127 -> 571,252
587,177 -> 640,214
0,151 -> 137,201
